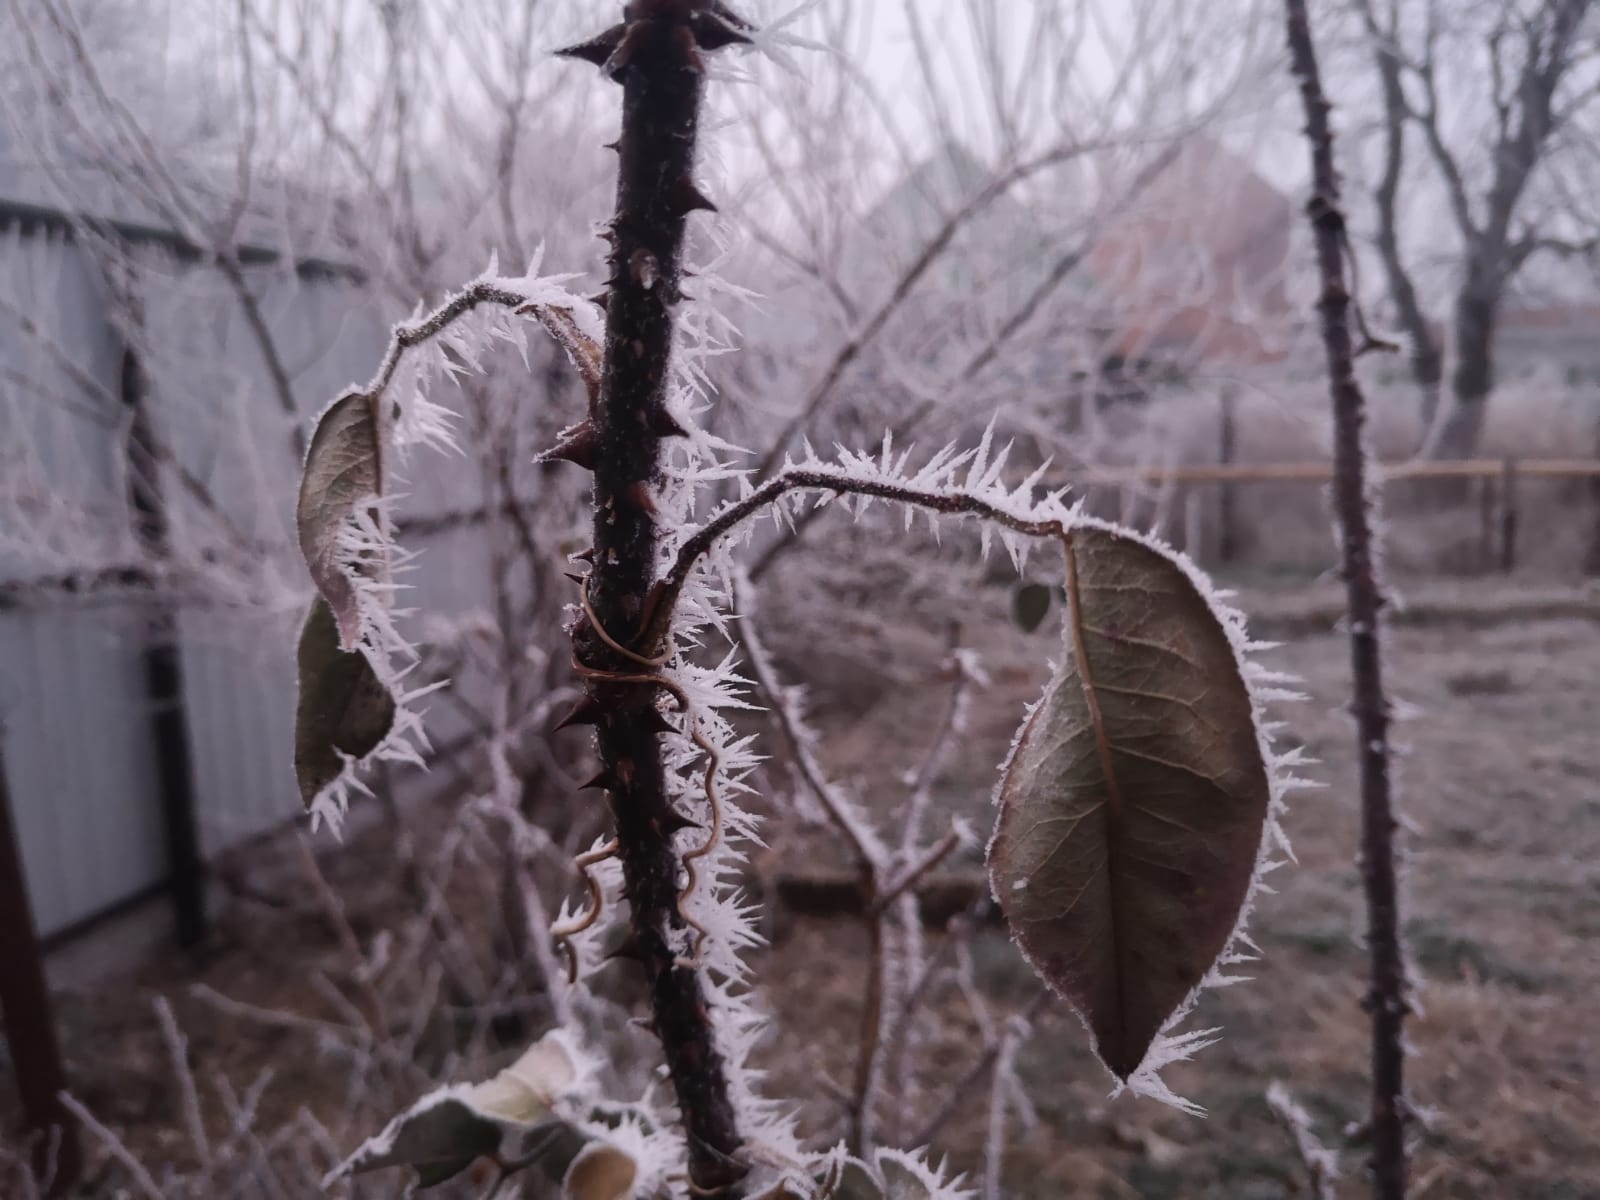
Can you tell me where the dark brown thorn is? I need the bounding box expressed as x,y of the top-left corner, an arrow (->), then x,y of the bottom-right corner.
672,175 -> 718,216
661,808 -> 704,836
640,707 -> 676,736
554,697 -> 603,732
539,421 -> 597,470
572,547 -> 596,564
579,770 -> 613,792
690,6 -> 755,51
587,289 -> 611,313
564,572 -> 586,586
652,406 -> 689,438
554,24 -> 627,68
600,19 -> 653,78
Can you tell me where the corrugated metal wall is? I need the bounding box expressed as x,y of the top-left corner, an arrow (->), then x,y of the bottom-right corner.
0,218 -> 499,939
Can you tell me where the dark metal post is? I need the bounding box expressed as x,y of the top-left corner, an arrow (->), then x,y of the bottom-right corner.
1499,457 -> 1518,574
0,743 -> 81,1193
120,345 -> 206,947
1477,473 -> 1496,573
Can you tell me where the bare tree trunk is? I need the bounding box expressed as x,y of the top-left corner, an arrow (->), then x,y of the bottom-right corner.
1436,286 -> 1499,459
1281,4 -> 1410,1198
1587,406 -> 1600,576
1361,0 -> 1442,438
563,6 -> 748,1193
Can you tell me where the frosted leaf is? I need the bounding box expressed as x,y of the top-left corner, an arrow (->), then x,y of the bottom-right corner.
325,1030 -> 588,1188
297,392 -> 383,649
562,1143 -> 637,1200
293,599 -> 395,824
987,521 -> 1304,1104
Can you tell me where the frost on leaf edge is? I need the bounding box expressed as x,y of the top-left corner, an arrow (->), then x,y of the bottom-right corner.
981,513 -> 1313,1114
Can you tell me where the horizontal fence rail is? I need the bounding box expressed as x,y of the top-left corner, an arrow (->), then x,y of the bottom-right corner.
1075,457 -> 1600,485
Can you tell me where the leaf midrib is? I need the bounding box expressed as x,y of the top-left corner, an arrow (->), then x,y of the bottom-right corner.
1061,530 -> 1131,1067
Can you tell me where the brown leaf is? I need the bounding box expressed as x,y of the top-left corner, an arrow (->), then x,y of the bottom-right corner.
988,526 -> 1270,1080
296,392 -> 383,648
562,1143 -> 637,1200
294,599 -> 395,810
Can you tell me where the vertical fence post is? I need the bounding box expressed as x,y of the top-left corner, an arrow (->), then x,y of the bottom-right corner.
121,344 -> 206,947
1183,487 -> 1204,562
1218,388 -> 1238,565
1477,472 -> 1496,573
1587,408 -> 1600,576
0,742 -> 81,1194
1499,456 -> 1519,575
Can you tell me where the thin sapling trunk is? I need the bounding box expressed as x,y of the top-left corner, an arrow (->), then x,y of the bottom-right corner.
1281,3 -> 1410,1197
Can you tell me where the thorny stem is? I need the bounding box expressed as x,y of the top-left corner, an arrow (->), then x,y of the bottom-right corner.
561,5 -> 750,1192
1281,4 -> 1409,1197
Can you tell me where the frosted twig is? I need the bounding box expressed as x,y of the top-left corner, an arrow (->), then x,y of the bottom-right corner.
152,996 -> 211,1170
1266,1083 -> 1339,1200
911,990 -> 1048,1149
982,1020 -> 1024,1200
55,1094 -> 165,1200
900,639 -> 975,855
876,829 -> 961,914
734,571 -> 887,871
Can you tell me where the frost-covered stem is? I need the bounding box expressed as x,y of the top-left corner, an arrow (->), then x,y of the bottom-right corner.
911,990 -> 1048,1149
849,908 -> 889,1154
900,643 -> 971,855
734,579 -> 886,873
982,1025 -> 1020,1200
347,283 -> 536,415
152,997 -> 211,1171
884,647 -> 971,1140
55,1095 -> 165,1200
566,6 -> 746,1192
1266,1083 -> 1339,1200
648,467 -> 1078,650
1281,4 -> 1408,1197
736,582 -> 892,1152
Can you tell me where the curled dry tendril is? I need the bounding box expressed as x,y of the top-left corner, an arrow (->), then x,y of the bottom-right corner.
554,585 -> 726,977
549,837 -> 622,983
